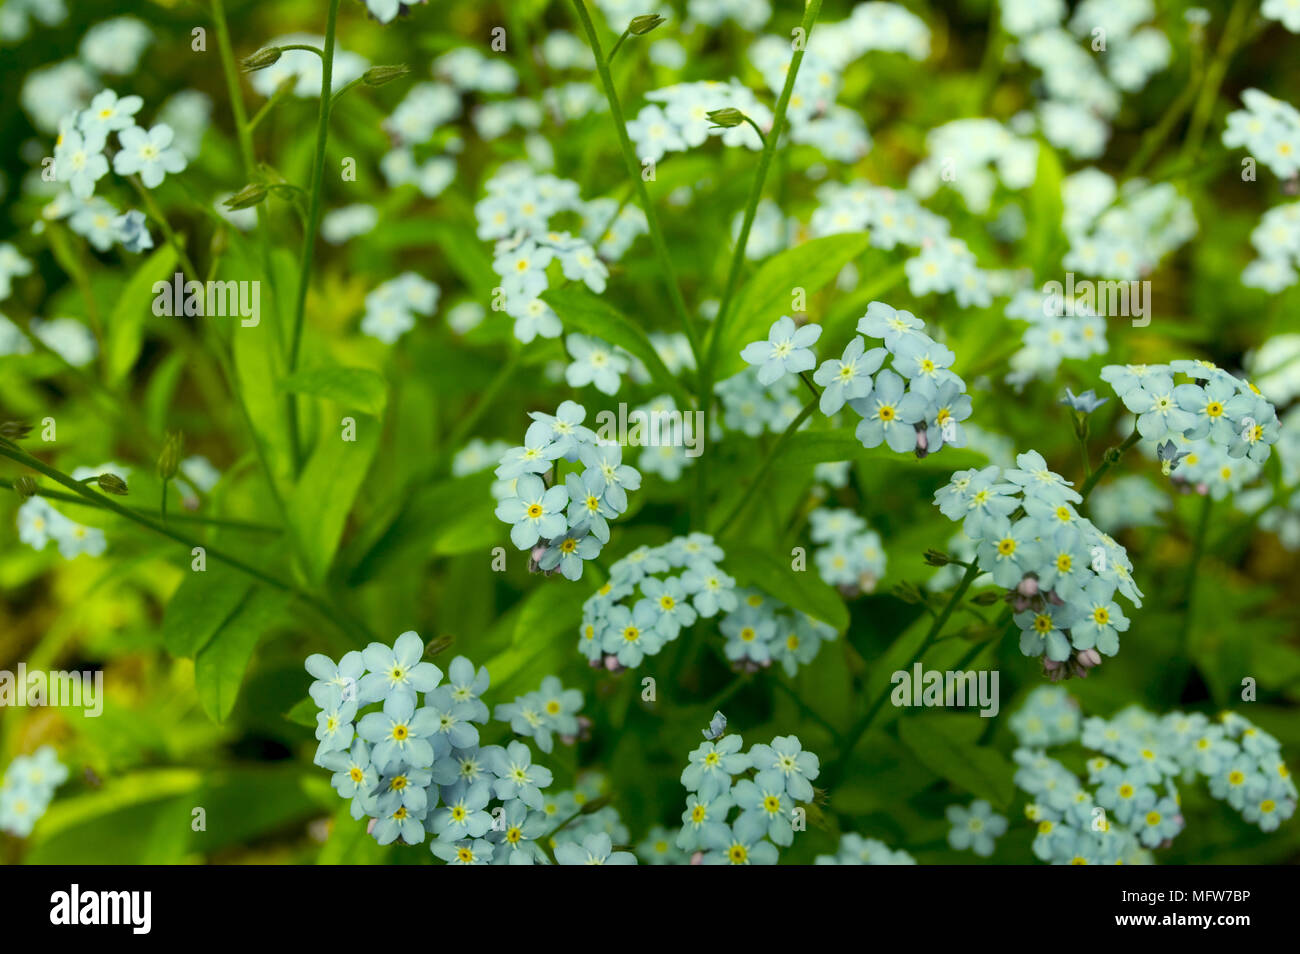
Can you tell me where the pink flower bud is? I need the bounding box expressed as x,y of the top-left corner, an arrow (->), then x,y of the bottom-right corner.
1078,648 -> 1102,669
690,851 -> 704,865
914,429 -> 929,459
1017,577 -> 1039,597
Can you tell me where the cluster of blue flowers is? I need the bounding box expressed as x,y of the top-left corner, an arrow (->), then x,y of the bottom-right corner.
738,302 -> 974,459
494,401 -> 639,581
474,165 -> 645,344
1101,361 -> 1280,468
934,451 -> 1143,678
579,534 -> 726,669
814,833 -> 916,865
808,506 -> 887,596
1011,688 -> 1296,864
306,632 -> 593,865
675,715 -> 820,865
0,746 -> 67,837
539,771 -> 637,866
578,535 -> 836,675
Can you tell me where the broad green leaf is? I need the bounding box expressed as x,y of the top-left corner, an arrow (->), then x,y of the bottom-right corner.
105,244 -> 179,385
281,365 -> 388,416
285,696 -> 318,728
232,249 -> 297,493
898,713 -> 1014,808
725,542 -> 849,631
288,413 -> 382,584
513,582 -> 588,647
194,586 -> 293,722
714,232 -> 871,379
1027,141 -> 1065,275
344,473 -> 499,585
162,562 -> 253,658
542,284 -> 693,406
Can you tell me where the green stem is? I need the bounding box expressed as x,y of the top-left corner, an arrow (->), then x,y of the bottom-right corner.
712,393 -> 818,538
772,678 -> 843,743
0,478 -> 278,531
287,0 -> 343,472
1078,429 -> 1141,503
570,0 -> 702,375
248,77 -> 297,131
129,179 -> 199,281
827,560 -> 982,787
0,443 -> 359,645
606,27 -> 631,63
1178,493 -> 1213,654
696,0 -> 823,529
1180,0 -> 1253,164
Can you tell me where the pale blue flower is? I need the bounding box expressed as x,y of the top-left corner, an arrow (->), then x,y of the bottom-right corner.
740,316 -> 822,386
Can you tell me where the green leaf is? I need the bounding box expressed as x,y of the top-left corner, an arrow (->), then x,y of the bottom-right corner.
725,542 -> 849,632
898,713 -> 1014,808
105,244 -> 179,385
281,365 -> 388,416
513,582 -> 588,647
542,284 -> 693,406
162,563 -> 253,658
714,232 -> 871,378
194,586 -> 292,722
288,414 -> 382,584
1027,141 -> 1065,275
285,696 -> 318,728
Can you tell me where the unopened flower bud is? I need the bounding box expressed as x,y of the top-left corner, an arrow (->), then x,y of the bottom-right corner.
158,431 -> 184,481
1017,576 -> 1039,597
241,47 -> 283,72
707,108 -> 747,129
362,64 -> 411,87
628,14 -> 666,35
96,472 -> 129,496
223,182 -> 269,211
0,420 -> 32,440
970,589 -> 1000,606
1077,648 -> 1102,669
13,476 -> 37,499
923,548 -> 951,567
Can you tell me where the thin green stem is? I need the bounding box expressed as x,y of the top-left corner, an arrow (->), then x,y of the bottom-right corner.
697,0 -> 823,530
248,76 -> 298,132
712,393 -> 818,538
827,560 -> 982,787
0,478 -> 279,532
129,177 -> 199,280
570,0 -> 702,375
278,43 -> 325,59
1178,493 -> 1213,654
1078,429 -> 1142,503
1181,0 -> 1253,164
287,0 -> 343,472
772,678 -> 843,743
607,27 -> 632,63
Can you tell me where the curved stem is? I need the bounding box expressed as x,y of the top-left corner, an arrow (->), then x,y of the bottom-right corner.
287,0 -> 343,471
0,478 -> 279,532
827,560 -> 982,787
712,393 -> 818,538
0,443 -> 363,647
1078,429 -> 1141,503
569,0 -> 702,373
696,0 -> 823,530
